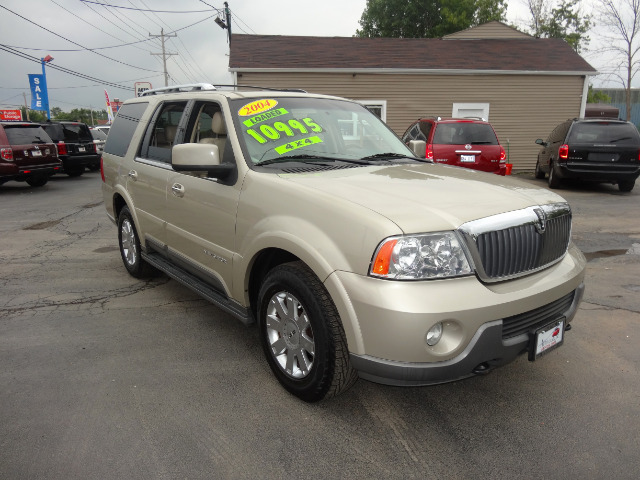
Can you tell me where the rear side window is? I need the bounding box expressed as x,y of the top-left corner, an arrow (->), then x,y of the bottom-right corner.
4,125 -> 52,145
433,123 -> 498,145
104,102 -> 148,157
41,124 -> 64,142
568,122 -> 640,145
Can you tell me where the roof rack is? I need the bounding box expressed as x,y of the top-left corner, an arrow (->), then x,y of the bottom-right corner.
140,83 -> 217,96
218,84 -> 308,93
140,83 -> 308,96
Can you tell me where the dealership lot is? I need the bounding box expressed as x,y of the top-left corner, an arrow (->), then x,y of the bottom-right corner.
1,172 -> 639,479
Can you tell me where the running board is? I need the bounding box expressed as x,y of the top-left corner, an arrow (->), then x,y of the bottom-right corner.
142,251 -> 253,325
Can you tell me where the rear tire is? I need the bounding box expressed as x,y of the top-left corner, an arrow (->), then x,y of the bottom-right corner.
548,163 -> 561,189
257,261 -> 357,402
26,175 -> 48,187
66,167 -> 84,177
618,180 -> 635,192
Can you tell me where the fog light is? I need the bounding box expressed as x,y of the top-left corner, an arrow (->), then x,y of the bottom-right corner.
426,322 -> 443,346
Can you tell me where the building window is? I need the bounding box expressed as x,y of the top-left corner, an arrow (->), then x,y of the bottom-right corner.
358,100 -> 387,122
452,103 -> 490,121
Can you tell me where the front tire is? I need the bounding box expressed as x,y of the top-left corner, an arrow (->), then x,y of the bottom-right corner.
534,159 -> 545,179
257,262 -> 357,402
117,206 -> 157,278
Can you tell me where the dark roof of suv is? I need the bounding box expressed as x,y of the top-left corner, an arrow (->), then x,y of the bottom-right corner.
230,35 -> 596,73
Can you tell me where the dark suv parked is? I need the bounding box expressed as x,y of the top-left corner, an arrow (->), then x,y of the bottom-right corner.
0,121 -> 62,187
402,117 -> 507,175
535,118 -> 640,192
41,121 -> 100,176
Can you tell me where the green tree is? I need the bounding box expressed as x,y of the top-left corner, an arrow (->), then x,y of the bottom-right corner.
19,107 -> 46,122
586,85 -> 612,104
356,0 -> 506,38
525,0 -> 591,52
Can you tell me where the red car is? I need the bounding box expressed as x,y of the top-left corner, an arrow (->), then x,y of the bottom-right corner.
401,117 -> 507,175
0,121 -> 62,187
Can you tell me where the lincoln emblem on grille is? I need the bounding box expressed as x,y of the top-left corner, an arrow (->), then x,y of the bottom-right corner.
533,207 -> 547,233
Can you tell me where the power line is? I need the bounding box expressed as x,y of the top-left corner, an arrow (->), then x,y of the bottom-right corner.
48,0 -> 156,53
0,4 -> 164,74
80,0 -> 217,13
0,45 -> 134,91
134,0 -> 210,80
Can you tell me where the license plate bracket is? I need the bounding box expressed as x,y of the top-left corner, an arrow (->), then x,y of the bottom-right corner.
528,318 -> 565,361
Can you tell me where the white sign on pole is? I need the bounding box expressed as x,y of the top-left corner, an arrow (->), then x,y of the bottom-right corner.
135,82 -> 152,97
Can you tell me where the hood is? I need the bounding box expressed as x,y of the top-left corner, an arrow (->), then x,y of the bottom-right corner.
280,163 -> 566,233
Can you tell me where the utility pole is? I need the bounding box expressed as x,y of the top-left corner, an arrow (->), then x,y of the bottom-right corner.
224,2 -> 232,43
149,28 -> 177,87
22,92 -> 30,121
215,2 -> 232,43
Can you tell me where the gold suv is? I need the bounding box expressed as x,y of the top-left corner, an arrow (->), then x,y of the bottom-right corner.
101,84 -> 586,402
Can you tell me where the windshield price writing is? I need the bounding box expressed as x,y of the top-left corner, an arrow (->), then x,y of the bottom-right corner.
246,118 -> 323,144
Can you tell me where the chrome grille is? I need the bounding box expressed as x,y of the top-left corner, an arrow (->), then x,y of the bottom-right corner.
459,203 -> 572,282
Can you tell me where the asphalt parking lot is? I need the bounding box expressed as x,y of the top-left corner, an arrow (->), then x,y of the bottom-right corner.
1,171 -> 639,479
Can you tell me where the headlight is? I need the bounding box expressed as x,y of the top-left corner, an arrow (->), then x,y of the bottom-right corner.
369,232 -> 473,280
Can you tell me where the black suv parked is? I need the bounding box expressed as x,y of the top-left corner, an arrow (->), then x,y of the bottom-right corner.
41,121 -> 100,176
535,118 -> 640,192
0,121 -> 62,187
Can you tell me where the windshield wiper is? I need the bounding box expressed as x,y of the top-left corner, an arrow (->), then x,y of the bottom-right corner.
609,137 -> 631,143
255,154 -> 356,166
360,152 -> 429,162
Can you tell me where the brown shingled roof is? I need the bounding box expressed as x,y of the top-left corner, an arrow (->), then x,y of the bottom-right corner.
229,35 -> 596,73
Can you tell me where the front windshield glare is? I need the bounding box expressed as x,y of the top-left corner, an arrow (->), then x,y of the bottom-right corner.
230,97 -> 413,164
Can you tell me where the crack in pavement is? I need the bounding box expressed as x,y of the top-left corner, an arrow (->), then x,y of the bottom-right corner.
0,278 -> 171,316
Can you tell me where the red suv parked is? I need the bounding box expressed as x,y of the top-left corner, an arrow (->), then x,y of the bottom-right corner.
401,117 -> 507,175
0,121 -> 62,187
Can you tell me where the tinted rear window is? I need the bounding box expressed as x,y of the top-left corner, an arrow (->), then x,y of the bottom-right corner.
4,125 -> 52,145
60,123 -> 92,142
104,102 -> 148,157
568,122 -> 640,145
433,123 -> 498,145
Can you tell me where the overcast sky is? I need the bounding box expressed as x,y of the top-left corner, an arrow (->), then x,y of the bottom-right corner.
0,0 -> 611,115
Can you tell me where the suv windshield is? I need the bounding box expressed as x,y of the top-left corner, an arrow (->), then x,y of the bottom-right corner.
229,97 -> 412,164
568,122 -> 640,145
433,123 -> 498,145
4,125 -> 52,145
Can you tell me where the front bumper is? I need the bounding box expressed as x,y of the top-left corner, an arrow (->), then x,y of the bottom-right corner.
350,283 -> 584,386
325,243 -> 586,386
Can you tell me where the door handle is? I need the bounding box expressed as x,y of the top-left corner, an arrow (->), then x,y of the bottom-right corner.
171,183 -> 185,197
128,170 -> 138,181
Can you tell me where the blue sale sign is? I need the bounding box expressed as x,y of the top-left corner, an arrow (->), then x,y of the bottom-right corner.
28,74 -> 49,111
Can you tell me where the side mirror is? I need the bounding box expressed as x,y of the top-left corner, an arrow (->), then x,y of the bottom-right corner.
409,140 -> 427,158
172,143 -> 235,179
535,139 -> 548,147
